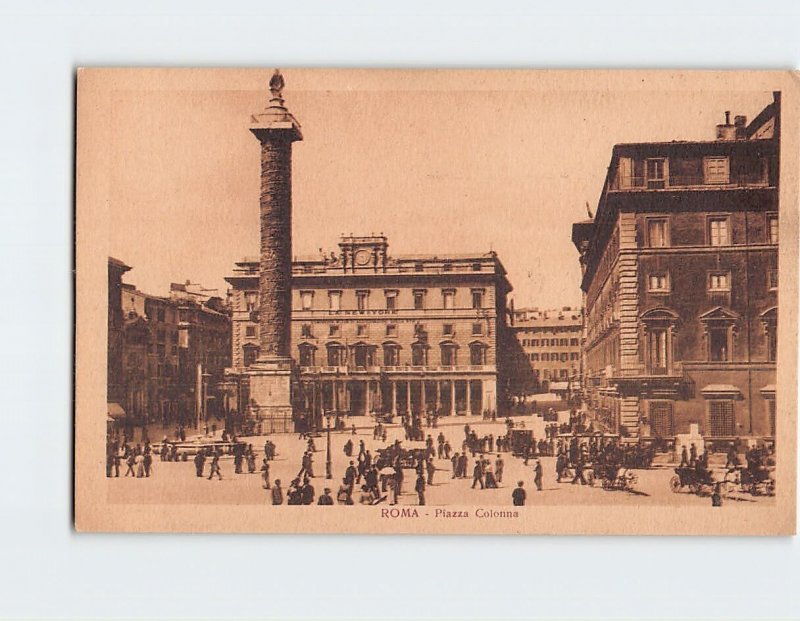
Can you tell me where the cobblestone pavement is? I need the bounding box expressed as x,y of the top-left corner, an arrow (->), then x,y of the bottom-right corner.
107,412 -> 775,508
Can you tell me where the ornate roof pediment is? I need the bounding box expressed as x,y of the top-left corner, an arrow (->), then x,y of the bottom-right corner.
699,306 -> 740,322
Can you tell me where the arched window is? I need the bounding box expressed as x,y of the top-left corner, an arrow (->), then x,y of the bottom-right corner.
411,342 -> 428,366
383,342 -> 401,366
469,342 -> 487,366
327,342 -> 346,366
440,342 -> 458,366
641,307 -> 679,375
298,343 -> 316,367
761,307 -> 778,362
351,342 -> 374,368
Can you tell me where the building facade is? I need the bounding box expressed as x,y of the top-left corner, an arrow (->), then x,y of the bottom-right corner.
225,235 -> 513,428
111,266 -> 232,427
107,257 -> 131,415
511,307 -> 583,393
572,95 -> 780,441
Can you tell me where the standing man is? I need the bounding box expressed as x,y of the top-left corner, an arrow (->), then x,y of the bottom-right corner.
426,458 -> 435,486
194,449 -> 206,477
261,457 -> 271,489
207,451 -> 222,480
415,472 -> 426,506
471,458 -> 484,490
512,481 -> 526,506
271,480 -> 283,505
495,454 -> 505,484
451,452 -> 459,479
534,459 -> 543,491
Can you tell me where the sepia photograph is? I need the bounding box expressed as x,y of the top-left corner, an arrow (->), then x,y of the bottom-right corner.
75,68 -> 798,534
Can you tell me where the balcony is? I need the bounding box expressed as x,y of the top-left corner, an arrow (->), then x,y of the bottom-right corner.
609,174 -> 770,192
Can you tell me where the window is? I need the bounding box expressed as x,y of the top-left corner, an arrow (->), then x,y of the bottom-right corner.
301,324 -> 313,338
386,324 -> 397,338
442,289 -> 455,309
300,291 -> 314,310
704,156 -> 730,185
560,353 -> 568,363
245,326 -> 257,338
541,338 -> 549,347
328,291 -> 342,311
443,323 -> 454,337
708,326 -> 729,362
413,290 -> 426,310
708,401 -> 735,437
768,269 -> 778,291
472,263 -> 482,271
708,272 -> 730,292
570,353 -> 579,360
329,324 -> 340,338
356,290 -> 370,311
411,343 -> 428,366
245,292 -> 258,312
560,369 -> 568,378
647,218 -> 670,247
532,339 -> 540,347
541,353 -> 549,362
709,217 -> 730,246
648,328 -> 669,375
559,338 -> 568,347
383,343 -> 400,366
543,370 -> 550,379
470,343 -> 487,366
471,289 -> 485,309
762,308 -> 777,363
157,308 -> 166,322
356,324 -> 367,337
650,402 -> 674,438
472,323 -> 483,336
243,345 -> 259,367
530,353 -> 539,361
648,273 -> 670,293
645,158 -> 666,189
440,343 -> 457,366
298,344 -> 315,367
384,290 -> 397,311
768,214 -> 779,244
414,323 -> 426,338
570,338 -> 579,346
768,400 -> 776,436
353,344 -> 372,368
327,343 -> 345,366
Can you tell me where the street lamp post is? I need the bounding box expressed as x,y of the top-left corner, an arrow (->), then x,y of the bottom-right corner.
325,412 -> 333,480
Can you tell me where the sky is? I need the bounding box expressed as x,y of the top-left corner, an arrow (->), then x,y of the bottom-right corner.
105,69 -> 775,308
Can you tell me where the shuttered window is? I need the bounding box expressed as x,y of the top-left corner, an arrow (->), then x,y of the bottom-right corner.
708,400 -> 735,437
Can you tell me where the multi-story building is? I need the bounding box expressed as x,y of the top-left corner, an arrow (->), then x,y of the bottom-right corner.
572,94 -> 780,441
511,307 -> 583,393
107,257 -> 131,418
112,267 -> 232,427
225,235 -> 513,428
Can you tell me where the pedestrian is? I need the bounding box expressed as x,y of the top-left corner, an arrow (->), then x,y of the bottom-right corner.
344,461 -> 357,492
690,443 -> 698,467
471,459 -> 484,489
458,452 -> 468,479
534,459 -> 543,491
194,449 -> 206,477
271,480 -> 283,505
207,452 -> 222,480
711,483 -> 723,507
451,452 -> 459,479
247,446 -> 256,474
318,488 -> 334,505
135,453 -> 145,478
680,445 -> 689,467
337,479 -> 354,505
301,478 -> 315,505
143,450 -> 153,477
416,473 -> 426,506
512,481 -> 526,506
495,454 -> 504,484
571,459 -> 587,485
426,458 -> 435,486
261,457 -> 270,489
556,452 -> 567,483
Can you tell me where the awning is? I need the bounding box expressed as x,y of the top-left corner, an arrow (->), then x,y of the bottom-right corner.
549,382 -> 570,391
700,384 -> 741,399
107,402 -> 127,419
760,384 -> 776,398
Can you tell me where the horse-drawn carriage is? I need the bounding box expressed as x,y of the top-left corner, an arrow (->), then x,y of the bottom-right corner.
590,463 -> 638,491
376,444 -> 428,469
669,465 -> 717,495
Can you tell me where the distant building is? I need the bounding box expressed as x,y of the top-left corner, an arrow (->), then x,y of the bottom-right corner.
111,265 -> 231,428
107,257 -> 131,419
224,235 -> 513,429
511,307 -> 583,394
572,95 -> 780,441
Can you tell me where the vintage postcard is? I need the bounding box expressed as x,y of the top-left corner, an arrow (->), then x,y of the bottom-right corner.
75,69 -> 798,534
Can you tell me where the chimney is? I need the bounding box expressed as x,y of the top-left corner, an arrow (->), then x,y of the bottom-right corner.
716,110 -> 736,141
734,115 -> 748,139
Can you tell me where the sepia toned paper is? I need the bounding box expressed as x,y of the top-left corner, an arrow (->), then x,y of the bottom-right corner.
75,68 -> 798,534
